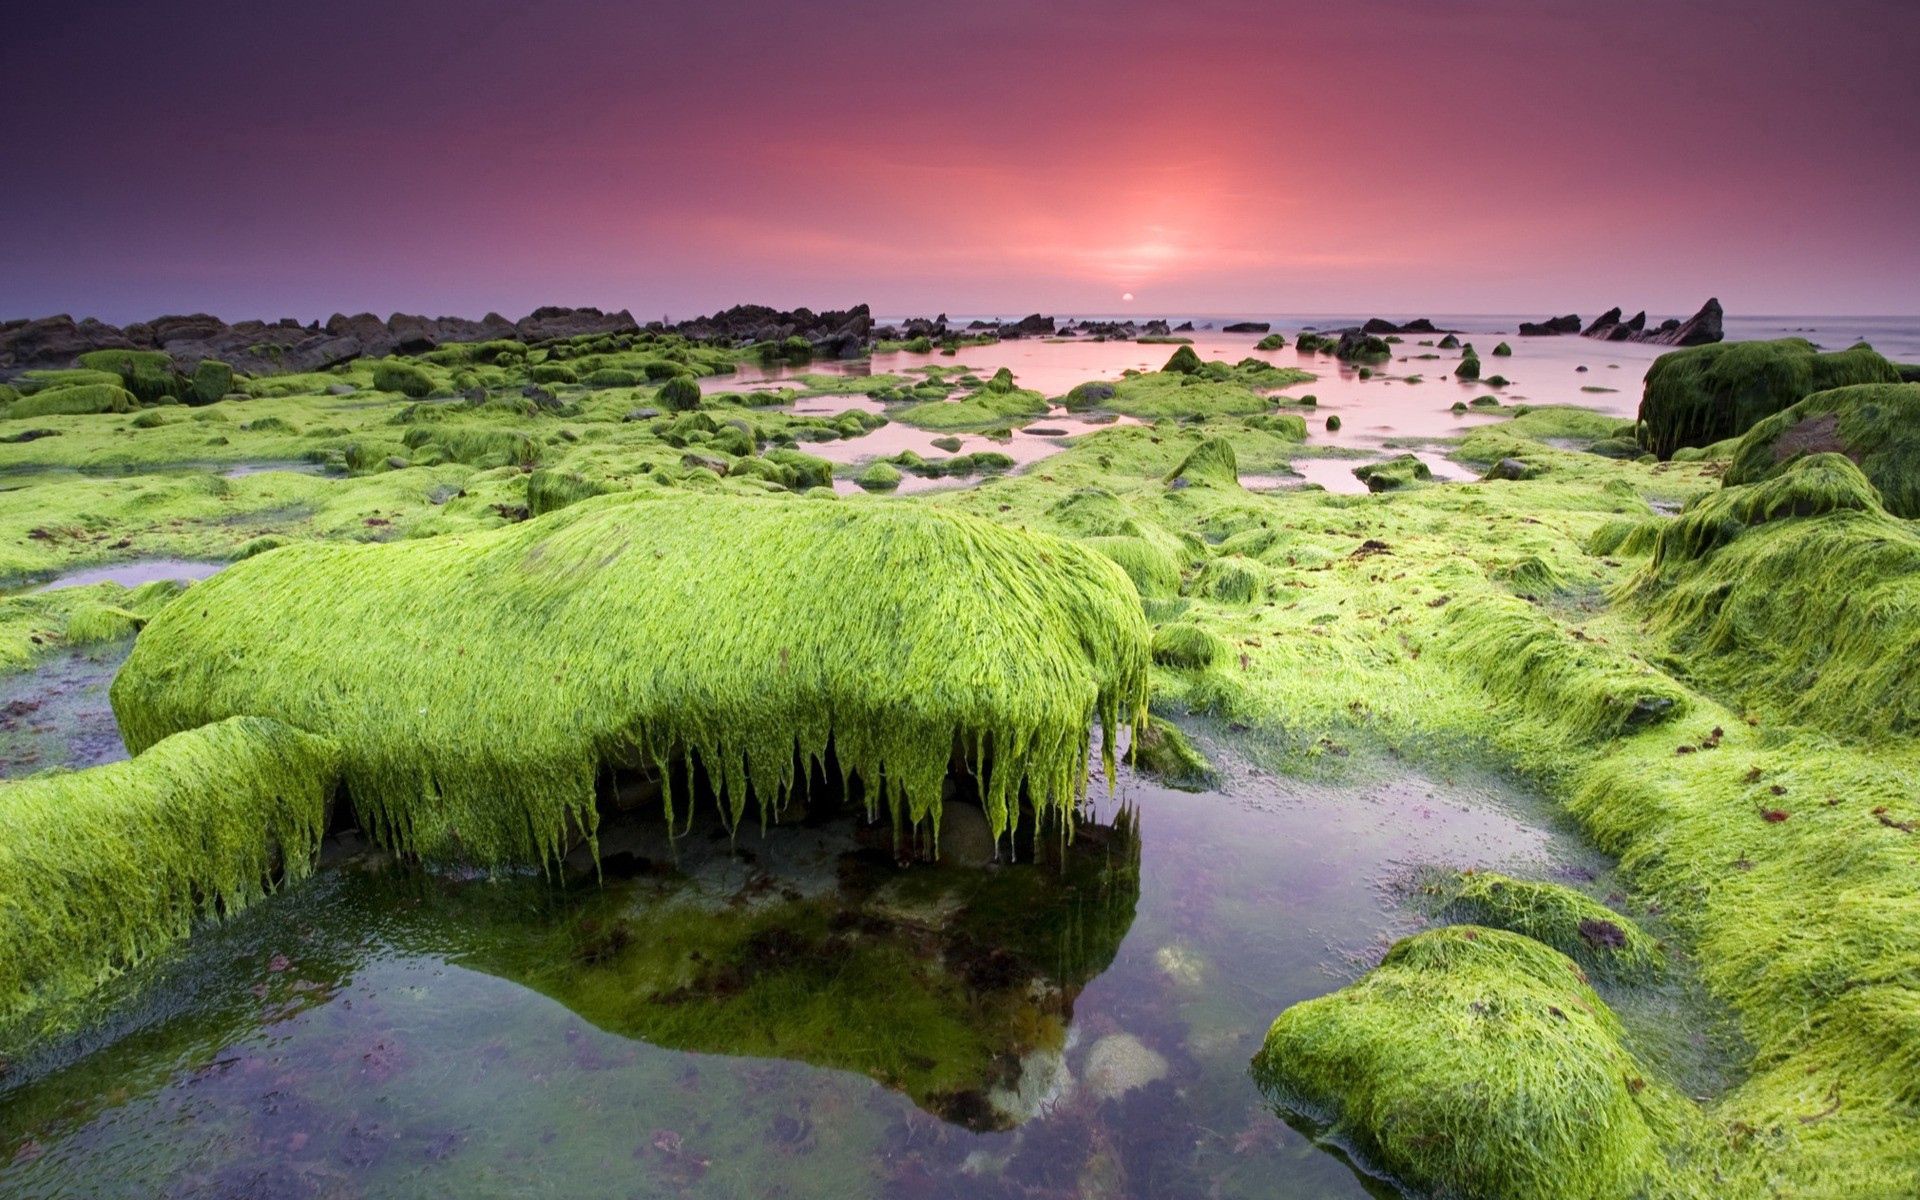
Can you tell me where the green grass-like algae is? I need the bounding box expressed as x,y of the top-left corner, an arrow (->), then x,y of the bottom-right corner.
111,492 -> 1152,866
0,717 -> 341,1039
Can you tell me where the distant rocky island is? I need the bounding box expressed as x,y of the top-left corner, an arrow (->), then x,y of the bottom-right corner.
1518,298 -> 1723,346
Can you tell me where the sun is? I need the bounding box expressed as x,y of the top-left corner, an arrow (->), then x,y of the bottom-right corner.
1121,292 -> 1134,302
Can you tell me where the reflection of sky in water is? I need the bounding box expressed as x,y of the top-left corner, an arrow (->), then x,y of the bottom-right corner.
695,313 -> 1920,489
2,727 -> 1636,1200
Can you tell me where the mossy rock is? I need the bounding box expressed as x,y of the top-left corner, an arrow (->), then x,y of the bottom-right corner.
1722,382 -> 1920,518
1063,381 -> 1117,412
1639,338 -> 1900,459
1491,342 -> 1513,357
1190,556 -> 1262,605
1128,716 -> 1215,789
1353,453 -> 1431,492
7,383 -> 138,419
372,361 -> 435,398
189,359 -> 235,405
658,376 -> 702,412
0,717 -> 341,1035
112,494 -> 1151,867
1164,436 -> 1241,488
1455,352 -> 1482,381
1162,345 -> 1204,375
527,468 -> 613,516
1253,926 -> 1685,1200
1435,871 -> 1661,977
855,460 -> 903,491
1150,622 -> 1225,670
78,348 -> 181,404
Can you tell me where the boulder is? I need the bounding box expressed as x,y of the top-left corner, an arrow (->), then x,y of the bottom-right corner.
1518,314 -> 1581,336
1222,321 -> 1271,334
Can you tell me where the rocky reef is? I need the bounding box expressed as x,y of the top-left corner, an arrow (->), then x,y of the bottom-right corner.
1582,298 -> 1724,346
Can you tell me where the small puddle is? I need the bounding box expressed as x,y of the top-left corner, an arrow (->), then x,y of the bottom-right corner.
28,560 -> 225,593
0,720 -> 1723,1199
0,643 -> 130,779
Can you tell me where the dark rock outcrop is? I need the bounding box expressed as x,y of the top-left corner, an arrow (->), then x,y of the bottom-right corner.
1518,314 -> 1581,336
1361,318 -> 1442,335
0,305 -> 638,377
1222,321 -> 1271,334
1582,299 -> 1722,346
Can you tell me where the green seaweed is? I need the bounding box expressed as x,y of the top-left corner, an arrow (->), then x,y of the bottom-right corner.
1722,382 -> 1920,517
1253,926 -> 1688,1200
1639,339 -> 1900,459
111,493 -> 1151,866
1432,870 -> 1662,977
0,717 -> 341,1040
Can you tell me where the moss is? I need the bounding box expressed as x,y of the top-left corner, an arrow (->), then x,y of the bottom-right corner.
1437,334 -> 1461,350
1163,344 -> 1204,374
0,717 -> 341,1039
854,460 -> 903,491
1325,414 -> 1341,431
112,493 -> 1151,866
529,362 -> 577,385
1127,715 -> 1215,789
1629,454 -> 1920,738
1455,349 -> 1482,381
1433,871 -> 1662,977
6,383 -> 139,419
1083,534 -> 1184,598
188,359 -> 235,405
931,435 -> 964,453
1164,436 -> 1241,488
1063,381 -> 1117,411
658,376 -> 702,412
372,361 -> 436,398
1190,556 -> 1262,604
1255,333 -> 1289,351
1253,926 -> 1686,1200
1352,453 -> 1432,492
1722,382 -> 1920,518
1639,339 -> 1900,459
527,468 -> 614,516
1492,341 -> 1513,356
895,384 -> 1049,431
1150,621 -> 1225,669
77,348 -> 180,405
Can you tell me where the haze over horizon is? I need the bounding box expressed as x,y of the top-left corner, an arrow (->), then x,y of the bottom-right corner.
4,0 -> 1917,324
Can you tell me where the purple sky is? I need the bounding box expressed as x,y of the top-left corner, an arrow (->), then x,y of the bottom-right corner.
3,0 -> 1916,323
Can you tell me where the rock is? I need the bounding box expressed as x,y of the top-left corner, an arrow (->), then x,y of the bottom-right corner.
1335,330 -> 1392,363
1362,317 -> 1441,335
1518,313 -> 1581,336
1484,457 -> 1545,481
1222,321 -> 1271,334
1723,383 -> 1920,517
1582,299 -> 1722,346
1082,1033 -> 1168,1101
936,798 -> 997,863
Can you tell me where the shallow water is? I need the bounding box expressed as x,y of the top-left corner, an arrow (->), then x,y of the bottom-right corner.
0,723 -> 1728,1199
28,558 -> 225,592
0,643 -> 128,778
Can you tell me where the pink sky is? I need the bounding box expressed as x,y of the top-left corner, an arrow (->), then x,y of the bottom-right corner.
3,0 -> 1916,322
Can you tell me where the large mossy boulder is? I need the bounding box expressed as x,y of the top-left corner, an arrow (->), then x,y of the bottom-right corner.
1164,436 -> 1241,488
112,494 -> 1152,867
1353,453 -> 1431,492
5,383 -> 138,419
76,348 -> 181,405
1723,382 -> 1920,518
1638,339 -> 1899,459
1253,926 -> 1684,1200
0,717 -> 341,1038
372,360 -> 436,398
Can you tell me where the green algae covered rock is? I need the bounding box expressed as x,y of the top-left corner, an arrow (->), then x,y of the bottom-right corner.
1631,453 -> 1920,737
188,359 -> 235,405
6,383 -> 139,419
526,467 -> 613,516
372,360 -> 435,398
1151,622 -> 1225,669
658,375 -> 702,412
112,493 -> 1151,867
1127,715 -> 1214,789
1353,453 -> 1431,492
1436,871 -> 1662,977
1723,382 -> 1920,517
1163,344 -> 1205,375
1639,338 -> 1900,459
77,348 -> 180,405
854,460 -> 903,491
0,717 -> 341,1038
1253,926 -> 1685,1200
1164,436 -> 1241,488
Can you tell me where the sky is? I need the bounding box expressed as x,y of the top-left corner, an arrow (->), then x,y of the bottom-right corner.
3,0 -> 1917,323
